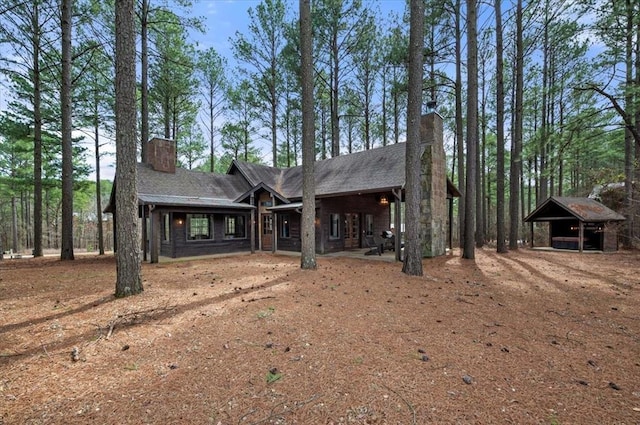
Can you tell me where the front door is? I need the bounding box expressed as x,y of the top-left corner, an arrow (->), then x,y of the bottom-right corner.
344,213 -> 360,249
261,214 -> 273,251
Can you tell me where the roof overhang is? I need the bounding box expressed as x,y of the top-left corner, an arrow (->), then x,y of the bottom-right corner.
138,193 -> 255,210
266,202 -> 303,212
234,182 -> 290,204
524,196 -> 626,223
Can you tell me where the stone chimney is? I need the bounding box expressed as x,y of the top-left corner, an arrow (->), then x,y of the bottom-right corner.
420,112 -> 447,257
146,137 -> 176,173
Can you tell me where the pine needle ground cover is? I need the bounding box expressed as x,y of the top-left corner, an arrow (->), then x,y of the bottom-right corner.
1,249 -> 638,424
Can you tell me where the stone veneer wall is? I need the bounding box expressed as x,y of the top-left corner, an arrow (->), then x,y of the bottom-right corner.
420,112 -> 447,257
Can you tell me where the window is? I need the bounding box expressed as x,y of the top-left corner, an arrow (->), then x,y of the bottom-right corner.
329,213 -> 340,239
187,214 -> 212,240
224,214 -> 246,238
262,215 -> 273,235
163,214 -> 170,241
280,214 -> 290,238
365,214 -> 374,237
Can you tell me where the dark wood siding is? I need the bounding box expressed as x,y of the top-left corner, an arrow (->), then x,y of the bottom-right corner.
275,213 -> 301,252
317,194 -> 391,254
602,225 -> 618,252
160,211 -> 251,258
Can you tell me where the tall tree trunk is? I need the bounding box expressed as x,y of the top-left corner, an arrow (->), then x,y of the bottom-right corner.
455,0 -> 465,249
463,0 -> 478,260
94,100 -> 105,255
393,86 -> 400,143
635,1 -> 640,247
140,0 -> 149,162
31,4 -> 43,257
539,3 -> 550,204
271,63 -> 278,167
381,72 -> 387,145
210,85 -> 215,172
11,196 -> 19,252
60,0 -> 74,260
624,0 -> 634,247
509,0 -> 524,250
402,0 -> 425,276
115,0 -> 143,297
495,0 -> 507,253
300,0 -> 316,270
331,31 -> 340,157
477,56 -> 486,248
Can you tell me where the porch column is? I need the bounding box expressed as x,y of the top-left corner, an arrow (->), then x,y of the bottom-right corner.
113,212 -> 117,253
142,205 -> 148,261
271,194 -> 276,253
272,212 -> 277,253
250,193 -> 256,254
579,221 -> 584,253
149,209 -> 160,263
530,221 -> 534,248
393,188 -> 402,262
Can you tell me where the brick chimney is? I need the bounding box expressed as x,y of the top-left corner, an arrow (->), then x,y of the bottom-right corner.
420,111 -> 447,257
146,137 -> 176,173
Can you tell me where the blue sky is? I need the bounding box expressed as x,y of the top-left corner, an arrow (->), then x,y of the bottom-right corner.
87,0 -> 409,180
192,0 -> 408,62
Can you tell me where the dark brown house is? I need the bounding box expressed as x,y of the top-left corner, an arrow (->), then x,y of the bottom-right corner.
106,113 -> 461,262
524,196 -> 626,252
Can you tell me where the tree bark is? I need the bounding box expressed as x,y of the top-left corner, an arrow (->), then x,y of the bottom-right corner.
300,0 -> 316,270
402,0 -> 425,276
509,0 -> 524,250
495,0 -> 507,253
115,0 -> 143,297
454,0 -> 465,249
140,0 -> 149,162
94,98 -> 105,255
60,0 -> 74,260
32,5 -> 43,257
462,0 -> 478,260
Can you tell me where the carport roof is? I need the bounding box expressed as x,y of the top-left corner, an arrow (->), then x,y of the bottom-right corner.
524,196 -> 626,223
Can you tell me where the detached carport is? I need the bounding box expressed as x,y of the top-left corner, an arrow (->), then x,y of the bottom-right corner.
524,196 -> 626,252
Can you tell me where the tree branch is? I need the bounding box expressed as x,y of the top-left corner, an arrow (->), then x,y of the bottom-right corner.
578,83 -> 640,147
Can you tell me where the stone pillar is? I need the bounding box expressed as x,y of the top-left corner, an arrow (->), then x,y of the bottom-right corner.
420,112 -> 447,257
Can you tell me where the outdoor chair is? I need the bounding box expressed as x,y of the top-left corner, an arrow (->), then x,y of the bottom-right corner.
364,236 -> 381,256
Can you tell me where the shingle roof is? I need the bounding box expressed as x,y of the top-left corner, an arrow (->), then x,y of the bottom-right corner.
230,161 -> 291,196
287,143 -> 407,198
137,163 -> 250,201
524,196 -> 626,223
137,194 -> 254,209
109,142 -> 458,212
232,142 -> 408,199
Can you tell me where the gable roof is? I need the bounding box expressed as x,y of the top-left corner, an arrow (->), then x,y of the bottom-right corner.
104,163 -> 253,212
230,142 -> 418,199
106,142 -> 460,212
284,142 -> 407,198
524,196 -> 626,223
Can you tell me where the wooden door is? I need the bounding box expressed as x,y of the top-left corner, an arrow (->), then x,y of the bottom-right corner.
261,214 -> 273,251
344,213 -> 360,249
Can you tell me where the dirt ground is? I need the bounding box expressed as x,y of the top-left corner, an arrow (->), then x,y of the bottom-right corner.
0,248 -> 639,425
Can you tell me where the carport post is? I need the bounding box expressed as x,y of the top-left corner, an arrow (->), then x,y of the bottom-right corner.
579,221 -> 584,253
530,221 -> 534,248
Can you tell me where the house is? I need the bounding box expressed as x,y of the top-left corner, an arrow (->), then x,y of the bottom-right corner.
524,196 -> 626,252
105,112 -> 461,262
